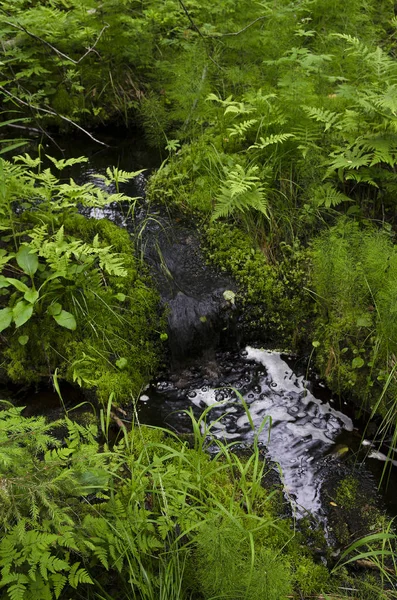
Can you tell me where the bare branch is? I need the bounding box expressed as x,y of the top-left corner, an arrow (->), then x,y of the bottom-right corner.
177,0 -> 223,70
3,19 -> 109,65
0,87 -> 110,147
211,16 -> 266,37
176,3 -> 265,40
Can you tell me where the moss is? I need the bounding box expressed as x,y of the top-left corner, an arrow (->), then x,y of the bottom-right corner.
293,556 -> 330,597
205,222 -> 314,349
335,476 -> 359,509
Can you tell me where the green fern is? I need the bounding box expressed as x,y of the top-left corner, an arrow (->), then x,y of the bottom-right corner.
248,133 -> 295,150
303,106 -> 341,131
227,118 -> 258,140
212,165 -> 269,221
311,183 -> 351,208
68,562 -> 93,588
95,166 -> 145,191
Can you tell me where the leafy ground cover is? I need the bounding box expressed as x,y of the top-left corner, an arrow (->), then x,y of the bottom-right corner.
0,154 -> 162,402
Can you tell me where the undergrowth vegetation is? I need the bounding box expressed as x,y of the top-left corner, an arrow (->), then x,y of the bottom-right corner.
1,0 -> 397,598
144,0 -> 397,416
0,154 -> 161,401
2,403 -> 389,600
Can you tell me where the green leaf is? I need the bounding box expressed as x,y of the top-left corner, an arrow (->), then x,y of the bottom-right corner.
115,293 -> 126,302
46,155 -> 88,170
352,356 -> 365,369
53,310 -> 76,330
47,302 -> 62,316
16,245 -> 39,276
13,300 -> 34,327
116,357 -> 127,370
6,277 -> 29,293
0,275 -> 10,289
18,335 -> 29,346
0,307 -> 13,332
24,288 -> 39,304
312,340 -> 320,348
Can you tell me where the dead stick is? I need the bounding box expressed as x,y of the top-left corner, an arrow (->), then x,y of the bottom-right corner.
2,17 -> 109,65
1,86 -> 110,147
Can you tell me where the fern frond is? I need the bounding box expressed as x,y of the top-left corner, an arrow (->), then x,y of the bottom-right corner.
68,563 -> 93,588
248,133 -> 294,150
371,85 -> 397,115
95,166 -> 145,188
311,183 -> 351,208
361,135 -> 397,167
227,119 -> 258,139
303,106 -> 341,131
325,145 -> 371,177
344,170 -> 379,187
212,165 -> 269,221
7,582 -> 26,600
50,573 -> 67,599
331,34 -> 373,64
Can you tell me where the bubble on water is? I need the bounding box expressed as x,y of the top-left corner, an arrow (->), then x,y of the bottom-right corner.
188,390 -> 197,398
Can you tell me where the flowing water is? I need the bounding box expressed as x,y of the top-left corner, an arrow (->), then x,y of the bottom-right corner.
138,346 -> 355,520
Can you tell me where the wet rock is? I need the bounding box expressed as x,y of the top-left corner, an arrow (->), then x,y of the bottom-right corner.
319,459 -> 385,550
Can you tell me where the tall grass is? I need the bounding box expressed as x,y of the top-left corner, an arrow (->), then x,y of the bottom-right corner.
86,400 -> 293,600
332,518 -> 397,595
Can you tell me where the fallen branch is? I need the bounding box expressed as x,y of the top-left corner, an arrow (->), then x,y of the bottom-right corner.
2,17 -> 109,65
177,0 -> 223,70
177,2 -> 265,40
0,86 -> 110,147
355,558 -> 396,576
210,15 -> 266,37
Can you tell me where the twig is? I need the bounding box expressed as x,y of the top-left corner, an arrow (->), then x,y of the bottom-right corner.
355,558 -> 396,575
177,2 -> 265,40
6,123 -> 41,134
177,0 -> 223,70
177,0 -> 203,39
0,86 -> 110,147
2,18 -> 109,65
210,16 -> 267,37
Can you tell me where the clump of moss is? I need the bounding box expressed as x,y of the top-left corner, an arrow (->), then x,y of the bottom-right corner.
205,222 -> 314,349
323,467 -> 386,549
335,476 -> 359,509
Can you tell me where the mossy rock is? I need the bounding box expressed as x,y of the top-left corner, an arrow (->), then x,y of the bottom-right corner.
321,461 -> 386,549
204,222 -> 314,349
0,215 -> 164,404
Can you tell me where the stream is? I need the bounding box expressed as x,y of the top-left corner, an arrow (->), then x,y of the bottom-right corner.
40,131 -> 397,525
138,346 -> 354,520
